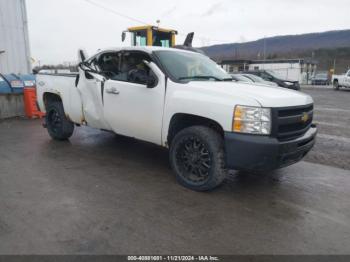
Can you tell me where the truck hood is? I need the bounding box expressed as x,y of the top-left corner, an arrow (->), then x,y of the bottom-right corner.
186,81 -> 313,107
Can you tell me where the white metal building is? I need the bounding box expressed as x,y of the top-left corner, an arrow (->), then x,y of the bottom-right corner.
247,60 -> 317,84
0,0 -> 31,74
221,59 -> 317,84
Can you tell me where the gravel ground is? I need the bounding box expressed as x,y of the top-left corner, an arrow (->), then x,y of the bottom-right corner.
301,86 -> 350,170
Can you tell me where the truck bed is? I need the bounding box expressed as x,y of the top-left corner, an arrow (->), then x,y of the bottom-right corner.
36,73 -> 84,124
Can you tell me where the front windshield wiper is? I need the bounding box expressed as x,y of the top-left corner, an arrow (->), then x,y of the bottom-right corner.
178,76 -> 228,81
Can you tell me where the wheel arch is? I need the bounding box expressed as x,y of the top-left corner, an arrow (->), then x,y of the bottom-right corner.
42,92 -> 73,121
43,92 -> 62,109
167,113 -> 225,146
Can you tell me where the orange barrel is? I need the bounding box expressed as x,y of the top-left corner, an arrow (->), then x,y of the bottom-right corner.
23,87 -> 45,118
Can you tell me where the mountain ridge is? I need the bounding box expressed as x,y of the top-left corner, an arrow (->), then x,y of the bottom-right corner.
201,29 -> 350,62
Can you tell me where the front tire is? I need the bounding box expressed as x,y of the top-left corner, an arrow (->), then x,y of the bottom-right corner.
169,126 -> 227,191
46,101 -> 74,140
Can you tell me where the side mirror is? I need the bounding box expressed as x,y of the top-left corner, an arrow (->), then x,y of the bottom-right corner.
77,49 -> 89,63
122,31 -> 126,42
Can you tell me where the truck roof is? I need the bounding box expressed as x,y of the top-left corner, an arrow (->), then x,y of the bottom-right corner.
88,46 -> 196,60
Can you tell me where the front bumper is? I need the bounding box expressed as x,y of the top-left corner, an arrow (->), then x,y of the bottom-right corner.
224,125 -> 317,171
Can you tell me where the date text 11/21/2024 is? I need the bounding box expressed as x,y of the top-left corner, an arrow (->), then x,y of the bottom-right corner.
127,255 -> 219,261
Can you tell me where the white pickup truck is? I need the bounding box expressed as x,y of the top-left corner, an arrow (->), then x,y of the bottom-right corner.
332,69 -> 350,90
36,47 -> 317,191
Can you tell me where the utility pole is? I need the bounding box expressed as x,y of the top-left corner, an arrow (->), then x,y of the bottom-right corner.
263,38 -> 266,60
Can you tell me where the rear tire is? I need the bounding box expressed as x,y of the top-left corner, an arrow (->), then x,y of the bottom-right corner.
46,101 -> 74,140
169,126 -> 227,191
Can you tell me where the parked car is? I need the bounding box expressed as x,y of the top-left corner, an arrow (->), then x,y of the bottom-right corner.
36,47 -> 317,191
332,70 -> 350,90
311,73 -> 330,85
241,73 -> 278,87
242,70 -> 300,90
230,74 -> 254,83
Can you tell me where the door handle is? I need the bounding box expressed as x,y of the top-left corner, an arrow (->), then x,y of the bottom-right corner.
106,86 -> 120,95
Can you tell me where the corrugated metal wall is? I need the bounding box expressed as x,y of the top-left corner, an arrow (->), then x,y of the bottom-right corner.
0,0 -> 31,74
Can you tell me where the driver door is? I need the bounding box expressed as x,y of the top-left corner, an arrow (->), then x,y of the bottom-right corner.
103,51 -> 166,145
77,67 -> 110,130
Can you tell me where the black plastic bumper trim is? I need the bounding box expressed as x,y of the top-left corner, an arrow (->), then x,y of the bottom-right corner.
224,126 -> 317,171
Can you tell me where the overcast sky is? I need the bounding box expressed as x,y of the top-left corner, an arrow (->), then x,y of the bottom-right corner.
26,0 -> 350,65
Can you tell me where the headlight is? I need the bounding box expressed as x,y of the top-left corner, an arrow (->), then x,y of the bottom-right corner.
232,105 -> 271,135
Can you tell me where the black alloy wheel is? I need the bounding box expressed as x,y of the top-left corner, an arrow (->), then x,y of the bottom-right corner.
169,126 -> 227,191
175,136 -> 212,184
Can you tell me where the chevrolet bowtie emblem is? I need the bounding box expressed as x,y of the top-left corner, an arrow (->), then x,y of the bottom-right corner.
301,112 -> 309,123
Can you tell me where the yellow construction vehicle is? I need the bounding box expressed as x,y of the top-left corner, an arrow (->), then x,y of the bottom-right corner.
121,25 -> 204,54
122,25 -> 178,47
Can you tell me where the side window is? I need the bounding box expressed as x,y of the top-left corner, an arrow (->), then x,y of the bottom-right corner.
261,72 -> 273,81
82,58 -> 100,80
89,59 -> 99,71
347,71 -> 350,77
259,72 -> 266,79
153,31 -> 171,47
133,30 -> 148,46
120,52 -> 153,85
97,52 -> 121,80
